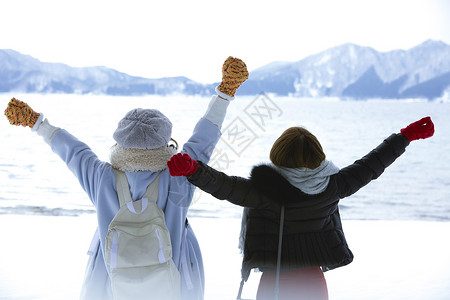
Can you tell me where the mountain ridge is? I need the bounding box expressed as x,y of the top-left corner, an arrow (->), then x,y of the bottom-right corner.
1,40 -> 449,99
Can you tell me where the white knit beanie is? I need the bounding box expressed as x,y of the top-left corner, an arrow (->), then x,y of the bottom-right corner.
113,108 -> 172,149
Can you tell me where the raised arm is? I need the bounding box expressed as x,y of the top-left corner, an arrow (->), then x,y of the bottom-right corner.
4,98 -> 58,142
4,98 -> 109,203
336,117 -> 434,198
182,56 -> 249,162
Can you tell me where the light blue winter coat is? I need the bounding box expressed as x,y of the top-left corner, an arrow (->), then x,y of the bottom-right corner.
41,96 -> 231,300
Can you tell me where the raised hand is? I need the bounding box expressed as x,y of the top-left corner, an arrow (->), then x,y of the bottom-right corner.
4,98 -> 41,128
167,153 -> 199,176
216,56 -> 249,98
400,116 -> 435,141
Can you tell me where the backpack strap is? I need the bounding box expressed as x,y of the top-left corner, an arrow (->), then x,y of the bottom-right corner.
113,168 -> 132,207
274,205 -> 285,300
142,173 -> 161,205
113,168 -> 161,208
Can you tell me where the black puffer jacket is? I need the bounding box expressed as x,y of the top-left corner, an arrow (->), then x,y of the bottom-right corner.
187,133 -> 410,279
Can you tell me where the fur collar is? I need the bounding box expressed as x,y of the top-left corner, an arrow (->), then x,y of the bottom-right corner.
110,144 -> 176,172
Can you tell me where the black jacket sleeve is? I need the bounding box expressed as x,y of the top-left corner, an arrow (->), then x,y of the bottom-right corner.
336,133 -> 410,199
187,162 -> 269,209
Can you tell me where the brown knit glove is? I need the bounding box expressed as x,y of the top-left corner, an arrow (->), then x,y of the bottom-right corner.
4,98 -> 40,128
217,56 -> 249,97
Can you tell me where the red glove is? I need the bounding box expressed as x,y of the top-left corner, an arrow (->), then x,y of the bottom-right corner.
400,116 -> 435,142
167,153 -> 199,176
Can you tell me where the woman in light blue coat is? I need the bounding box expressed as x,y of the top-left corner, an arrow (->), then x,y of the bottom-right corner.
4,57 -> 249,300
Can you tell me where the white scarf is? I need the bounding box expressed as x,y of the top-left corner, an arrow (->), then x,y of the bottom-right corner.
110,144 -> 176,172
272,159 -> 340,195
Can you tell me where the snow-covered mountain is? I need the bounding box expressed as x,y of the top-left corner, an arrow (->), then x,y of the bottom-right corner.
239,40 -> 450,99
1,40 -> 449,99
0,49 -> 214,96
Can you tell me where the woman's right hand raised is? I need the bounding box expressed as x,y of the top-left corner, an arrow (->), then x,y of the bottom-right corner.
216,56 -> 249,98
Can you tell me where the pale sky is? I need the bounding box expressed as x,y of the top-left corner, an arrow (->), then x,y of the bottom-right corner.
1,0 -> 449,83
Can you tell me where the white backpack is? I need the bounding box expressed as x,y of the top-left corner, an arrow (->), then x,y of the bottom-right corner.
105,169 -> 181,300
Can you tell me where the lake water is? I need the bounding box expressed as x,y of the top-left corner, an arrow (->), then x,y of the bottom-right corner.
1,93 -> 449,221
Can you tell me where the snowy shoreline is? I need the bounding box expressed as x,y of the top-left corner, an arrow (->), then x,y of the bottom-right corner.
1,214 -> 449,300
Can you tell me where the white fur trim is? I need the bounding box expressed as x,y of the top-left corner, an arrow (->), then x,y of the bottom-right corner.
110,144 -> 177,172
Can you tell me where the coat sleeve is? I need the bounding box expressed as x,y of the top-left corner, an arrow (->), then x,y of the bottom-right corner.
181,95 -> 229,164
335,133 -> 410,199
181,118 -> 221,164
50,129 -> 110,205
187,161 -> 269,209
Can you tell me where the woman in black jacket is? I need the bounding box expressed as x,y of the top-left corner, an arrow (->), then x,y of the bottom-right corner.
167,117 -> 434,300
